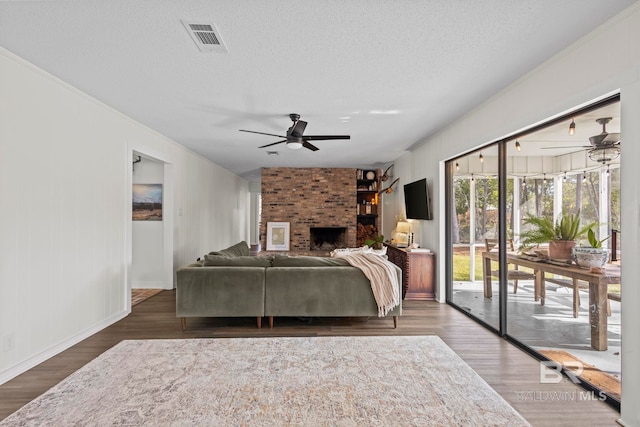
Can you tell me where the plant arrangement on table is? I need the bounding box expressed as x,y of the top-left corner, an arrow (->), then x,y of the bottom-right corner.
365,235 -> 385,250
572,227 -> 610,269
519,210 -> 595,262
586,227 -> 610,248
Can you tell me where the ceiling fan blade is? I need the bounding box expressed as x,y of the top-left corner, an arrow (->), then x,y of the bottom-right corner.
303,135 -> 351,141
302,141 -> 319,151
258,140 -> 287,148
290,120 -> 307,137
605,132 -> 621,143
240,129 -> 286,138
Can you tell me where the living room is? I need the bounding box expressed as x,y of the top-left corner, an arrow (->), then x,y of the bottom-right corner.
1,1 -> 640,425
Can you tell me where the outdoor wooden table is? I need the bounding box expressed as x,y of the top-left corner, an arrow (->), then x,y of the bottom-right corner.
482,251 -> 621,351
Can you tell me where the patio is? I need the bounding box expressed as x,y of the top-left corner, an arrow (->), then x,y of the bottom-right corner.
452,279 -> 621,379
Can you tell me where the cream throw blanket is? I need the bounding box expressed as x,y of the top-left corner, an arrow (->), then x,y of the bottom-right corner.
333,252 -> 400,317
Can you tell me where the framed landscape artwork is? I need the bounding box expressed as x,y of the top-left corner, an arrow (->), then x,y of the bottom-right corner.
132,184 -> 163,221
266,222 -> 290,251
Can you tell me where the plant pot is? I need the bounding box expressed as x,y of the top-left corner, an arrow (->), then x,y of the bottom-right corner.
572,247 -> 610,269
548,240 -> 576,262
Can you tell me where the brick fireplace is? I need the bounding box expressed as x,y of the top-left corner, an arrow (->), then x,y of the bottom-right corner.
310,227 -> 348,251
261,167 -> 357,253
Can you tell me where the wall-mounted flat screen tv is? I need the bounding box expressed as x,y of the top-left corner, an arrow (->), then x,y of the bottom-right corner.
404,178 -> 432,220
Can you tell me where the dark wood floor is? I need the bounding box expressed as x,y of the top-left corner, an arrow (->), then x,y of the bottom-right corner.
0,291 -> 621,426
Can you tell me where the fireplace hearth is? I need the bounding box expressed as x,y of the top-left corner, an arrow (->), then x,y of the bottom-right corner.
310,227 -> 347,251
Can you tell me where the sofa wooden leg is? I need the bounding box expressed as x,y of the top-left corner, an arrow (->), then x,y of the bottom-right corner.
180,317 -> 186,332
257,317 -> 262,329
393,316 -> 398,329
269,316 -> 274,328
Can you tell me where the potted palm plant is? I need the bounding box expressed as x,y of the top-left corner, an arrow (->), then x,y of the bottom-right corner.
572,228 -> 610,269
519,211 -> 594,262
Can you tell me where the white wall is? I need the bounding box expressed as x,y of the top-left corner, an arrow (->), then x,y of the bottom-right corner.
0,48 -> 250,384
388,4 -> 640,424
131,154 -> 165,289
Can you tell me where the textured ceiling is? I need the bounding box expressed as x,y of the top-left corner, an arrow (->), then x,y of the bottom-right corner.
0,0 -> 635,180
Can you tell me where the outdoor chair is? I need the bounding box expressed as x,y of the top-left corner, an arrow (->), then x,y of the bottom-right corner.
538,274 -> 588,318
485,238 -> 536,294
607,290 -> 621,316
514,242 -> 587,318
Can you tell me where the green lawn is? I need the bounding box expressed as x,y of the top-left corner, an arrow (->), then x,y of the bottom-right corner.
452,253 -> 484,281
452,252 -> 536,282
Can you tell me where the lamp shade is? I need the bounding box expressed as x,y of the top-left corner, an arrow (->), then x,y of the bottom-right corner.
396,221 -> 412,234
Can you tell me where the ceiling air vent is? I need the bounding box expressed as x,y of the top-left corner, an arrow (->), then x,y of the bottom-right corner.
181,20 -> 228,53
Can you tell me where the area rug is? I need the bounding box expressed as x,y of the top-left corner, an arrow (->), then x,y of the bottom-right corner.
539,349 -> 621,400
0,336 -> 529,426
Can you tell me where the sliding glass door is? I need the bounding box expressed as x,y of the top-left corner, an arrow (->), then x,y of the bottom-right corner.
448,144 -> 500,330
446,96 -> 622,405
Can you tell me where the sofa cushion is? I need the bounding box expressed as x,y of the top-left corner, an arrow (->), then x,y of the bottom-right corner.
203,255 -> 272,267
272,255 -> 350,267
176,267 -> 265,317
186,262 -> 203,268
208,241 -> 250,257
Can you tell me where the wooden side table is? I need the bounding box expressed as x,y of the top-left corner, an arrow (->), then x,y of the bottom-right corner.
384,243 -> 435,300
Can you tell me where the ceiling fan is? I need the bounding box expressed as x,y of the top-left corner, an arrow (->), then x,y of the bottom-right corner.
239,113 -> 350,151
542,117 -> 621,163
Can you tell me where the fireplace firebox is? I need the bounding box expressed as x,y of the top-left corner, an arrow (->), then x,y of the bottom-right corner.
310,227 -> 347,251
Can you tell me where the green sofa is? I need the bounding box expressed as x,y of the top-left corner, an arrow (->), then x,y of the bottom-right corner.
175,242 -> 402,330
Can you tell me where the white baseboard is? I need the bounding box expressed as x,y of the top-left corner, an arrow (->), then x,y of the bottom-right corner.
0,310 -> 129,386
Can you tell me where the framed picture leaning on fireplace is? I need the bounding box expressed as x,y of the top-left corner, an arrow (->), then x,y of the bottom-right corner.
266,222 -> 290,251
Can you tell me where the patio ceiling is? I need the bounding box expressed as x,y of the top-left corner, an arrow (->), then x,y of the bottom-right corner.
453,101 -> 621,177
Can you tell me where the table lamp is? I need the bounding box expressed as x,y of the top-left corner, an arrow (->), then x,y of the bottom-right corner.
393,221 -> 412,247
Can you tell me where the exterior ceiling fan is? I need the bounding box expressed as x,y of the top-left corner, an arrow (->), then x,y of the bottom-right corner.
239,113 -> 350,151
542,117 -> 621,163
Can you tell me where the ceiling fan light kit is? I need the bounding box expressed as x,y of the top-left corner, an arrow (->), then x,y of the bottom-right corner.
587,117 -> 621,163
589,146 -> 620,163
239,113 -> 350,152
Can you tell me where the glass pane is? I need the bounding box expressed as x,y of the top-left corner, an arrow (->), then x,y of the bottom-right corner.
447,99 -> 621,402
505,101 -> 621,401
449,145 -> 500,330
